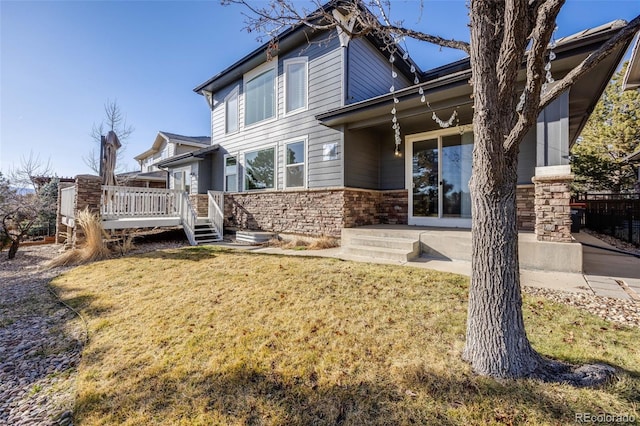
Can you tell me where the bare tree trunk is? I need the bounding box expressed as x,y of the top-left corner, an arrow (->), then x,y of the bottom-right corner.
463,149 -> 542,377
8,238 -> 20,260
461,0 -> 542,378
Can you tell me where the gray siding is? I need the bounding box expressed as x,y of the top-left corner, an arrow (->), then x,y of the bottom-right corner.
347,37 -> 411,104
517,128 -> 536,184
379,132 -> 405,190
211,31 -> 344,191
537,91 -> 570,167
345,128 -> 379,189
344,128 -> 405,190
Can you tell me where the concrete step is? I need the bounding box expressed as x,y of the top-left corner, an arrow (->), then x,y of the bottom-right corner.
349,235 -> 419,251
342,245 -> 418,262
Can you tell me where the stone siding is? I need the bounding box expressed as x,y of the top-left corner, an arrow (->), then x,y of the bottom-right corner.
225,190 -> 345,237
189,194 -> 209,217
224,189 -> 409,237
379,190 -> 409,225
73,175 -> 102,247
516,185 -> 535,231
343,190 -> 379,228
532,175 -> 573,242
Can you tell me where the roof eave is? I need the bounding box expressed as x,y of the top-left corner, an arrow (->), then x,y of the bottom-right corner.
623,34 -> 640,91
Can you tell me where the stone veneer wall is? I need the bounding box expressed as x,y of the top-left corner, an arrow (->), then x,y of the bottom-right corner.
189,194 -> 209,217
223,186 -> 554,237
532,174 -> 573,242
516,185 -> 535,232
72,175 -> 102,247
379,190 -> 409,225
224,189 -> 409,237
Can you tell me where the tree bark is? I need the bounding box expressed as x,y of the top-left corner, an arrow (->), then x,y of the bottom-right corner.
8,238 -> 20,260
461,0 -> 543,378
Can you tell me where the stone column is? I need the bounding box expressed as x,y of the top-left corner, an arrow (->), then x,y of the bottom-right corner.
532,167 -> 573,242
72,175 -> 102,247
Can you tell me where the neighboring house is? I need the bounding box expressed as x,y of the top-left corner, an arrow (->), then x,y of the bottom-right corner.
132,131 -> 211,190
184,6 -> 631,244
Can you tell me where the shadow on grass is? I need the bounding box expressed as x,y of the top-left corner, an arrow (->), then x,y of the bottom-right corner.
72,360 -> 640,425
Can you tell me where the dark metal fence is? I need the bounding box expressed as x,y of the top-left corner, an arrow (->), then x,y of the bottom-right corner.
574,193 -> 640,247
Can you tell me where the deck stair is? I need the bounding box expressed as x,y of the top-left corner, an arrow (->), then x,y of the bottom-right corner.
342,233 -> 420,262
193,218 -> 222,245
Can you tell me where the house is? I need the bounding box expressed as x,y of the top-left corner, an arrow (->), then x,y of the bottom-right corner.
132,131 -> 211,189
148,4 -> 630,270
58,4 -> 635,271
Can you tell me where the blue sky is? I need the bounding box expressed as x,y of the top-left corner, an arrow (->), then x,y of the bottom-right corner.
1,0 -> 638,178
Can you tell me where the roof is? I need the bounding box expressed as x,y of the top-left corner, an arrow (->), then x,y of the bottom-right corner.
134,131 -> 210,161
623,34 -> 640,90
117,170 -> 167,182
193,1 -> 419,95
317,20 -> 631,147
626,148 -> 640,163
156,144 -> 220,168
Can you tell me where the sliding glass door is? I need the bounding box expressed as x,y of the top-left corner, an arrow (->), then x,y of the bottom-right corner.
407,131 -> 473,226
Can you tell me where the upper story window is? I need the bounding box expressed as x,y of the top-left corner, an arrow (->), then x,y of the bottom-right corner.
285,139 -> 306,188
284,57 -> 308,114
245,146 -> 276,190
225,87 -> 239,133
244,59 -> 277,126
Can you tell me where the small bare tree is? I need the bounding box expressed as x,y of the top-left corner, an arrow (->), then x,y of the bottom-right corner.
84,99 -> 134,174
2,153 -> 55,260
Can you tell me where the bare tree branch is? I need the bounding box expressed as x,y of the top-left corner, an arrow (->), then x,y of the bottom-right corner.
84,99 -> 134,174
504,13 -> 640,153
8,151 -> 52,192
223,0 -> 470,53
540,14 -> 640,112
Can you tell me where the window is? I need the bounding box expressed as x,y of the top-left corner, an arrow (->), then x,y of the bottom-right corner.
225,88 -> 239,133
245,147 -> 275,190
224,155 -> 238,192
285,140 -> 306,188
244,60 -> 277,126
284,58 -> 308,114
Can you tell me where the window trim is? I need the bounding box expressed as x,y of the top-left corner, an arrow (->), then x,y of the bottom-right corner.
243,58 -> 278,128
224,86 -> 239,134
283,57 -> 308,116
223,153 -> 238,193
283,137 -> 308,189
243,145 -> 278,192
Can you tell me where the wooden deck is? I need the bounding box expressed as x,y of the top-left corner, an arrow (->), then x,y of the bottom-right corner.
58,185 -> 225,245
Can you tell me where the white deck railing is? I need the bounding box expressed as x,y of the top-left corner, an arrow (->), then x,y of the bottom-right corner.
101,186 -> 182,219
178,191 -> 197,245
60,186 -> 76,218
208,190 -> 224,238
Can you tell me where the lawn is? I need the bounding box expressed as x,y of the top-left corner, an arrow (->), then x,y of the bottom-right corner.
50,246 -> 640,425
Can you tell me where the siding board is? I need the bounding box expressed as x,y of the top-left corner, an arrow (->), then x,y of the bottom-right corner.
347,38 -> 411,104
211,32 -> 344,190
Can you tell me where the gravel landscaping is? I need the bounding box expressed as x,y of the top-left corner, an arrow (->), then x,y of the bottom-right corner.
0,239 -> 638,425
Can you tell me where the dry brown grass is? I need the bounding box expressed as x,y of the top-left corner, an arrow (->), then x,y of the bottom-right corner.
51,246 -> 640,425
265,235 -> 339,250
308,236 -> 339,250
47,209 -> 110,267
